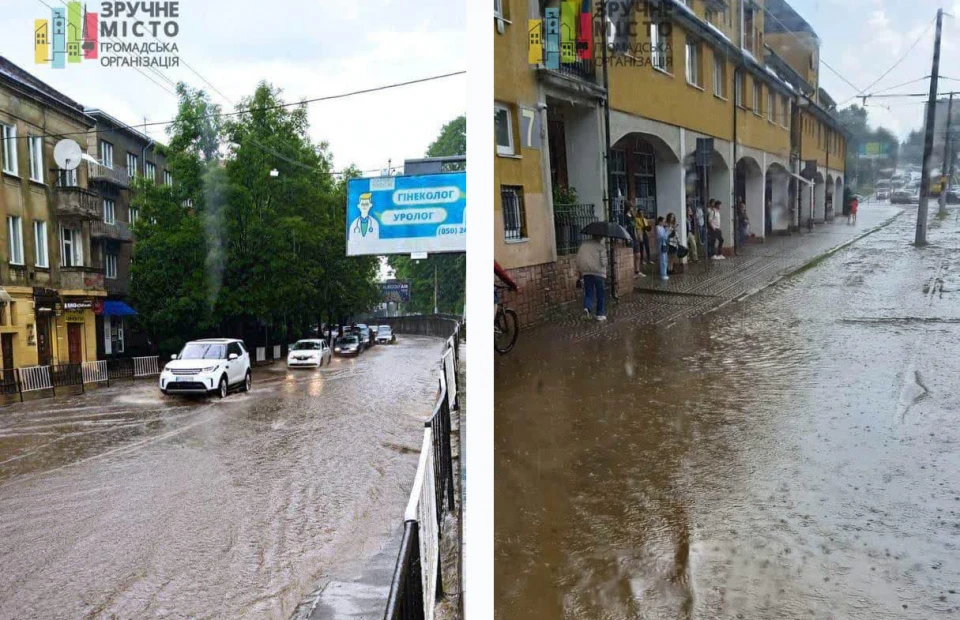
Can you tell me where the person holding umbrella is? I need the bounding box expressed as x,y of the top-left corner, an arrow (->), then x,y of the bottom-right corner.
576,220 -> 631,321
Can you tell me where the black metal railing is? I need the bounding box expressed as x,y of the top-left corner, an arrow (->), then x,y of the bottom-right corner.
554,203 -> 595,255
384,522 -> 425,620
50,364 -> 84,391
428,388 -> 456,522
107,358 -> 135,381
0,369 -> 19,396
552,56 -> 597,82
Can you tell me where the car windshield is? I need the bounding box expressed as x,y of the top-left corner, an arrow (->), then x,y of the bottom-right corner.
379,326 -> 391,333
179,342 -> 227,360
338,336 -> 359,345
293,341 -> 322,350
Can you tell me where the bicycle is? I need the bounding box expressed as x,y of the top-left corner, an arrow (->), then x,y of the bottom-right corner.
494,284 -> 519,355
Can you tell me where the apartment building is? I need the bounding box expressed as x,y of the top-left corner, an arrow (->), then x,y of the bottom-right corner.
494,0 -> 847,326
0,56 -> 101,369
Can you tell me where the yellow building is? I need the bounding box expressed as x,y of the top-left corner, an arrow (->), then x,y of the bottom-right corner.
0,56 -> 103,371
494,0 -> 847,324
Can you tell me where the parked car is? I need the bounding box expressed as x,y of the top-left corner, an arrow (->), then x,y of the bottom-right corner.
890,189 -> 914,204
334,334 -> 362,357
356,323 -> 373,349
376,325 -> 396,344
160,338 -> 252,398
287,339 -> 332,368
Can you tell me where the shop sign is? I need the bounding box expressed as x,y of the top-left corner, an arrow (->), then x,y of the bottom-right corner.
63,300 -> 93,311
64,310 -> 86,323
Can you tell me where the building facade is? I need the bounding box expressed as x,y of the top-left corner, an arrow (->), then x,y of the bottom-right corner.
0,56 -> 103,369
494,0 -> 848,326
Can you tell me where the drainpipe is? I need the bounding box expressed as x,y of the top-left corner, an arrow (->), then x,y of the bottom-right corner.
826,128 -> 830,219
795,94 -> 802,231
599,0 -> 617,299
141,138 -> 154,178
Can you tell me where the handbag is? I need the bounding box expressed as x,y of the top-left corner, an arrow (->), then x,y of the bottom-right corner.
677,245 -> 689,259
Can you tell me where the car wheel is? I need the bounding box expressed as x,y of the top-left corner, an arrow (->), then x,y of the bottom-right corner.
218,376 -> 228,399
241,370 -> 252,392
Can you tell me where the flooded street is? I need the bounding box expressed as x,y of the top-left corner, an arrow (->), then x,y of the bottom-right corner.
495,207 -> 960,619
0,337 -> 441,619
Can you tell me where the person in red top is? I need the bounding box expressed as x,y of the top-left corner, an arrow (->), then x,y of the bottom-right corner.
495,261 -> 519,294
848,196 -> 859,225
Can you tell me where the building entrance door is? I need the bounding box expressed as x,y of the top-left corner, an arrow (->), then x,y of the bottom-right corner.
1,333 -> 13,369
37,317 -> 53,366
67,323 -> 83,364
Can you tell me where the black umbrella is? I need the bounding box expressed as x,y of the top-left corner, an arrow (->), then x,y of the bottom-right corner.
581,220 -> 632,242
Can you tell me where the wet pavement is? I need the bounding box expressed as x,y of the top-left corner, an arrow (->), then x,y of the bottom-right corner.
495,204 -> 960,619
0,337 -> 442,620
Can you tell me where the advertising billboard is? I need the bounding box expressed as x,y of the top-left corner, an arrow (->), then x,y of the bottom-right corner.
379,281 -> 411,303
346,172 -> 466,256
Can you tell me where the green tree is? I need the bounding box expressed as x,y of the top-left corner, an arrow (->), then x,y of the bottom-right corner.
426,115 -> 466,171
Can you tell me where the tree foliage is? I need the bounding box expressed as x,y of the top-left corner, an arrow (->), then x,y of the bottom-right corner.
130,83 -> 380,352
837,104 -> 900,191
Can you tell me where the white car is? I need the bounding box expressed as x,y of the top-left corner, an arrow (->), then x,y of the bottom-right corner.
287,339 -> 332,368
160,338 -> 252,398
376,325 -> 395,344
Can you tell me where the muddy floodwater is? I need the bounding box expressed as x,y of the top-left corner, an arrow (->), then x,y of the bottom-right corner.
496,209 -> 960,619
0,337 -> 441,619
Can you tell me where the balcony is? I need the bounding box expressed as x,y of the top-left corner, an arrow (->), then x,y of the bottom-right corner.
55,187 -> 100,220
60,267 -> 105,293
87,161 -> 131,188
538,57 -> 604,98
91,220 -> 134,243
105,277 -> 129,296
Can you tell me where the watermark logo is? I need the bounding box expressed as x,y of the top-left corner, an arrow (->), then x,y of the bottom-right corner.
35,1 -> 180,69
528,0 -> 674,69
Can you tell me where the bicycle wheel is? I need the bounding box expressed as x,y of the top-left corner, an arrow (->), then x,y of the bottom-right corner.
494,308 -> 519,354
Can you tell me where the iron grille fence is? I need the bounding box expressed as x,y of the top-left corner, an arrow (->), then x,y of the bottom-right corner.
384,522 -> 425,620
0,369 -> 19,395
107,358 -> 134,381
501,186 -> 527,241
1,356 -> 160,404
50,364 -> 84,391
554,203 -> 595,255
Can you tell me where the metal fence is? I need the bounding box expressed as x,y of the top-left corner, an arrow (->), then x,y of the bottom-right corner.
554,203 -> 595,255
385,320 -> 461,620
1,356 -> 160,404
82,360 -> 109,384
133,356 -> 160,377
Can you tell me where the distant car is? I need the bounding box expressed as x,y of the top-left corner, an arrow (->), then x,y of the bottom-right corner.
160,338 -> 252,398
334,334 -> 362,357
356,324 -> 373,349
376,325 -> 395,344
287,339 -> 332,368
890,189 -> 914,204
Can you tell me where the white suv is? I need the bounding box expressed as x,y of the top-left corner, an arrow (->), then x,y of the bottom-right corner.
160,338 -> 252,398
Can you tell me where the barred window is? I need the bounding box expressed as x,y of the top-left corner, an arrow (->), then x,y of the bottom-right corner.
501,185 -> 527,241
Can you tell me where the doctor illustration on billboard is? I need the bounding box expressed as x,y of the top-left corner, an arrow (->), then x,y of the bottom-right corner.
350,192 -> 379,242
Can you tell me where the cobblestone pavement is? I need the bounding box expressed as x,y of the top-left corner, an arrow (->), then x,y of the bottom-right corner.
538,204 -> 901,343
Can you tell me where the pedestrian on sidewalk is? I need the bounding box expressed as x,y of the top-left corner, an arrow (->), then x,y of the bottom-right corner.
624,203 -> 646,278
708,201 -> 726,260
656,216 -> 670,281
736,200 -> 749,254
686,204 -> 699,262
635,207 -> 653,265
576,234 -> 608,321
848,195 -> 859,225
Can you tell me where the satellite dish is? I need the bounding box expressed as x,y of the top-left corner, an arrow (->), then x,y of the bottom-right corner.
54,139 -> 82,171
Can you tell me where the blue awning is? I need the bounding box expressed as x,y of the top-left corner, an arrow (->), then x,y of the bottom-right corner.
102,300 -> 137,316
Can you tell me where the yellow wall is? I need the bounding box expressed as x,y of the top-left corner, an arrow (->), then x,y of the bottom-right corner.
799,109 -> 845,169
766,32 -> 818,90
0,292 -> 97,369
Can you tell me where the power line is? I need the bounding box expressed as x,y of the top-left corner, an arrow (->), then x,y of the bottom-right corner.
841,17 -> 936,106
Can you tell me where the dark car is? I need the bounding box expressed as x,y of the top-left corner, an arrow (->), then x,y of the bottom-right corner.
356,323 -> 373,349
334,334 -> 362,357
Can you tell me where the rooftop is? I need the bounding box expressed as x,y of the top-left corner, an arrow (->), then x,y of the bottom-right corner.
764,0 -> 819,39
0,55 -> 94,127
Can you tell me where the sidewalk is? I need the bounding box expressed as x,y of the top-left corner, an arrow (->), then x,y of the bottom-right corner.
540,204 -> 902,336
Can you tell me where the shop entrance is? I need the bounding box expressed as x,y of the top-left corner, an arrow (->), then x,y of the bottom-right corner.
37,316 -> 53,366
67,323 -> 83,365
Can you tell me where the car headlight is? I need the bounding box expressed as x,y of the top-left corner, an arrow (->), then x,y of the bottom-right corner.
334,347 -> 340,352
200,365 -> 218,373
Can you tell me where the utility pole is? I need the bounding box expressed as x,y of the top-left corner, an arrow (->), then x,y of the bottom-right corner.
916,7 -> 943,245
939,92 -> 954,215
433,264 -> 438,315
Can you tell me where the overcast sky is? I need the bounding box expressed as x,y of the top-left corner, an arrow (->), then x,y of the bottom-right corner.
1,0 -> 465,175
805,0 -> 960,139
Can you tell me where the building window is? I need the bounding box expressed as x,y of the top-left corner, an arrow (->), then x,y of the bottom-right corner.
685,38 -> 702,87
7,216 -> 23,265
57,167 -> 78,187
100,140 -> 114,168
1,124 -> 17,175
127,152 -> 138,177
713,55 -> 726,98
60,226 -> 82,267
129,207 -> 139,227
781,96 -> 790,128
735,72 -> 743,106
164,170 -> 173,186
104,315 -> 125,355
495,104 -> 515,156
105,252 -> 118,279
145,161 -> 156,182
103,198 -> 116,224
768,91 -> 776,122
752,79 -> 761,115
651,23 -> 669,72
28,136 -> 44,183
610,149 -> 628,204
632,139 -> 658,220
501,185 -> 527,241
34,221 -> 48,268
743,5 -> 756,55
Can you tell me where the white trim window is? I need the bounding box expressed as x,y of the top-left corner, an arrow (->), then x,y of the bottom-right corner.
768,91 -> 776,123
735,73 -> 743,106
100,140 -> 114,168
105,252 -> 118,279
7,216 -> 24,265
60,226 -> 83,267
58,167 -> 78,187
781,95 -> 790,128
713,55 -> 726,98
1,123 -> 17,175
129,207 -> 139,227
34,220 -> 48,268
28,136 -> 44,183
103,198 -> 116,224
495,104 -> 515,156
145,161 -> 156,182
685,38 -> 702,87
651,23 -> 669,72
127,152 -> 138,177
752,79 -> 761,115
164,170 -> 173,186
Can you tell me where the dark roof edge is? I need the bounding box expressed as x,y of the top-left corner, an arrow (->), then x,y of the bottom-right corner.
0,56 -> 94,128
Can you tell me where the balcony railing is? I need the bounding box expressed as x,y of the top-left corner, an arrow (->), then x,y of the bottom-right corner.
90,220 -> 134,242
55,187 -> 100,220
87,161 -> 131,188
60,267 -> 105,292
552,57 -> 596,82
554,203 -> 596,256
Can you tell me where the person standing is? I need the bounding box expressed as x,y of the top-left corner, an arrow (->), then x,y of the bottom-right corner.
624,203 -> 645,278
686,204 -> 699,263
848,195 -> 859,224
736,200 -> 749,254
708,201 -> 725,260
665,213 -> 679,274
576,234 -> 608,321
656,216 -> 670,281
634,207 -> 653,266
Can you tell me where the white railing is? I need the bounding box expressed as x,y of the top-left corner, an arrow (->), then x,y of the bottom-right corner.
82,360 -> 108,384
133,356 -> 159,377
272,345 -> 281,359
18,366 -> 52,393
442,348 -> 457,411
404,429 -> 439,620
256,347 -> 265,362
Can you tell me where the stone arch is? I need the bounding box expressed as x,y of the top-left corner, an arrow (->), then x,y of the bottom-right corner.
735,156 -> 764,244
766,162 -> 792,233
814,171 -> 826,222
685,148 -> 732,254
